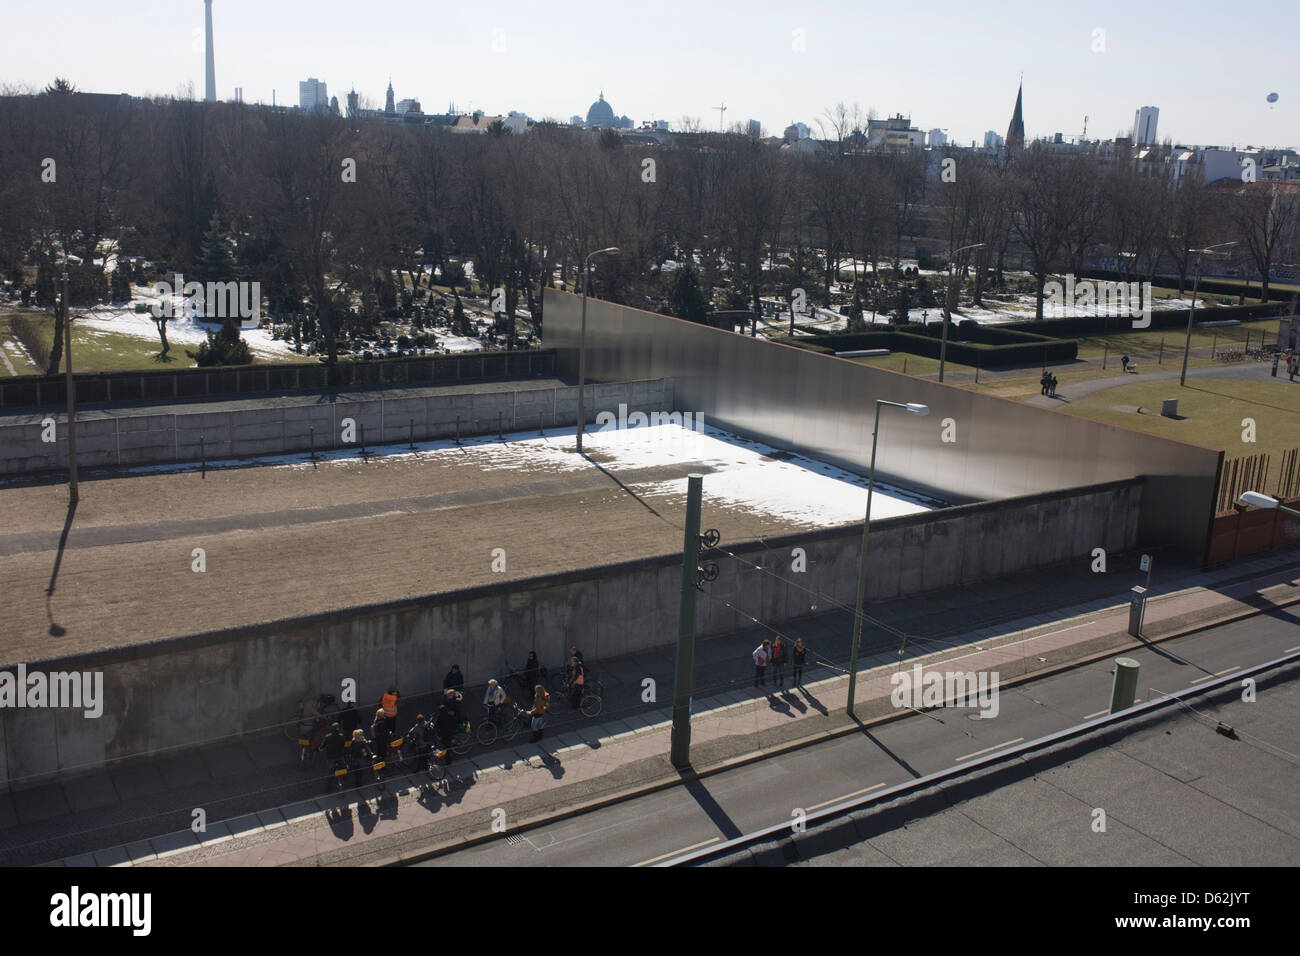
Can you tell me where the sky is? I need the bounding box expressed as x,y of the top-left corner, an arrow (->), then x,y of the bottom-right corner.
1,0 -> 1295,150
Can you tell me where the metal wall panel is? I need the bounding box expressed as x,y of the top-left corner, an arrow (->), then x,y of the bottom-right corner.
545,290 -> 1221,558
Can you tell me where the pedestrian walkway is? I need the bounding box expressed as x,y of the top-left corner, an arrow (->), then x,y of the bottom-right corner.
22,546 -> 1296,868
1024,361 -> 1284,408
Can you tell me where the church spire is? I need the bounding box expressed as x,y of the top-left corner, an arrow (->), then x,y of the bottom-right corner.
1006,80 -> 1025,151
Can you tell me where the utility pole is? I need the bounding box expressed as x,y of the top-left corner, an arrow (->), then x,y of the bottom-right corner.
62,271 -> 78,504
670,474 -> 704,768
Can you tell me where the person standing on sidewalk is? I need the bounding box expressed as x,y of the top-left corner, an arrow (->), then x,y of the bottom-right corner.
434,703 -> 458,764
529,685 -> 551,742
753,640 -> 771,688
770,636 -> 788,688
792,638 -> 807,687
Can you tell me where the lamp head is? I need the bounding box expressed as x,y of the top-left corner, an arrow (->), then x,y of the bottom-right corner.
1238,491 -> 1278,510
905,403 -> 930,416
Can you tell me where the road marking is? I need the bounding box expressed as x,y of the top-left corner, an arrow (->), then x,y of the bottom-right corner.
1188,665 -> 1241,685
956,738 -> 1025,762
634,837 -> 720,867
1285,645 -> 1300,654
1083,709 -> 1108,720
804,783 -> 887,813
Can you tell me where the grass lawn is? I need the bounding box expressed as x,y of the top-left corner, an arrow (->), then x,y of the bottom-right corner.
0,308 -> 315,374
1057,376 -> 1300,462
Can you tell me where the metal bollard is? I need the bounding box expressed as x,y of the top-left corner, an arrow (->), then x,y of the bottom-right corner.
409,418 -> 416,451
498,411 -> 503,441
360,423 -> 367,458
1108,657 -> 1140,714
455,416 -> 461,446
200,434 -> 206,479
540,412 -> 545,437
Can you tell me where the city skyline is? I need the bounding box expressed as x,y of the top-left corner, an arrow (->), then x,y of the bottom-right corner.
0,0 -> 1294,150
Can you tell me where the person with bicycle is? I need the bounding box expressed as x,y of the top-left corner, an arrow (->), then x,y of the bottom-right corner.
348,729 -> 374,786
406,714 -> 432,771
484,679 -> 507,724
434,703 -> 458,764
320,722 -> 347,792
370,708 -> 393,781
568,655 -> 586,711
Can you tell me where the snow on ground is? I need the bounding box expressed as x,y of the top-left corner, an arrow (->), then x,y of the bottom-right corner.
73,303 -> 299,359
76,421 -> 942,528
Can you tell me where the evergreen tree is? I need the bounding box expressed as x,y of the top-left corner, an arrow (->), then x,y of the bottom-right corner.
664,264 -> 711,324
110,263 -> 132,303
193,215 -> 239,285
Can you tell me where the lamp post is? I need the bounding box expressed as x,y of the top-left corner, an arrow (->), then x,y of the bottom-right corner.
1180,241 -> 1237,387
61,271 -> 78,505
938,243 -> 984,383
1239,491 -> 1300,518
575,246 -> 619,454
846,399 -> 929,717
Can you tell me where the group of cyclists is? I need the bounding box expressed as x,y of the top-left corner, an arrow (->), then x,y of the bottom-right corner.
293,648 -> 596,793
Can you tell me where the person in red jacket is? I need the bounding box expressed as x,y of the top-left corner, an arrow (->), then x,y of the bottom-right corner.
770,636 -> 788,688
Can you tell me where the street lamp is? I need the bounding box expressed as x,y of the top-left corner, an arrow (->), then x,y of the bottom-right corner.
1180,241 -> 1237,387
61,271 -> 78,504
938,243 -> 984,383
1239,491 -> 1300,518
575,246 -> 620,454
846,399 -> 929,717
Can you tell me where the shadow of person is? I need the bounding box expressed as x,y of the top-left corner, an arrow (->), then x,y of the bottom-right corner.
376,789 -> 400,822
324,805 -> 355,841
781,691 -> 808,714
767,694 -> 792,717
540,754 -> 565,780
799,687 -> 829,716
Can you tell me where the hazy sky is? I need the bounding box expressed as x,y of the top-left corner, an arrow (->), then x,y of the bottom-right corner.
2,0 -> 1294,149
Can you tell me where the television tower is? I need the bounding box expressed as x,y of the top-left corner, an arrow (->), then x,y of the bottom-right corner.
204,0 -> 217,103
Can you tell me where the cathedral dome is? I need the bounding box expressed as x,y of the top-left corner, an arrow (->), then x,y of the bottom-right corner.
586,92 -> 615,127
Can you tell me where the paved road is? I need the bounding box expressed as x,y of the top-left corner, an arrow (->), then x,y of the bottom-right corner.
415,610 -> 1300,866
1024,361 -> 1293,408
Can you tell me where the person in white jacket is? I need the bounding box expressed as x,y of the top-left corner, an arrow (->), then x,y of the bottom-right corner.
753,639 -> 772,688
484,678 -> 507,723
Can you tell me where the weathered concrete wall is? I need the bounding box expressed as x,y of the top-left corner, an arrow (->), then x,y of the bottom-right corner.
0,378 -> 672,476
543,290 -> 1223,562
0,479 -> 1142,790
0,349 -> 556,409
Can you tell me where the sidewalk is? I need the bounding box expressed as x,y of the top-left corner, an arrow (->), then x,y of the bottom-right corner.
26,546 -> 1297,868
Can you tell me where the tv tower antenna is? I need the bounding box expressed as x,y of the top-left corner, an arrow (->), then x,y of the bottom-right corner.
1081,115 -> 1088,141
204,0 -> 216,103
714,103 -> 727,131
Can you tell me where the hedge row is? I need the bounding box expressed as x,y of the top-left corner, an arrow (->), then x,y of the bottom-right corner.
1081,269 -> 1300,302
773,328 -> 1077,368
1000,300 -> 1291,338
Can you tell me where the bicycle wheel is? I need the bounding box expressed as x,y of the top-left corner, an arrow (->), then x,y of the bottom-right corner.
502,711 -> 522,742
548,671 -> 568,695
581,694 -> 603,718
426,758 -> 446,783
452,730 -> 472,756
477,719 -> 499,747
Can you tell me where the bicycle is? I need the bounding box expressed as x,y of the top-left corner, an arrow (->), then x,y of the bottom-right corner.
549,667 -> 605,701
400,729 -> 448,783
477,701 -> 524,746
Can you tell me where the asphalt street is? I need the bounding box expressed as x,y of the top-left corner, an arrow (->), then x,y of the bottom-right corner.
416,608 -> 1300,866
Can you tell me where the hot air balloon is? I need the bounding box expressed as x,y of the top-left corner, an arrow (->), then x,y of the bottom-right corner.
1267,92 -> 1279,107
